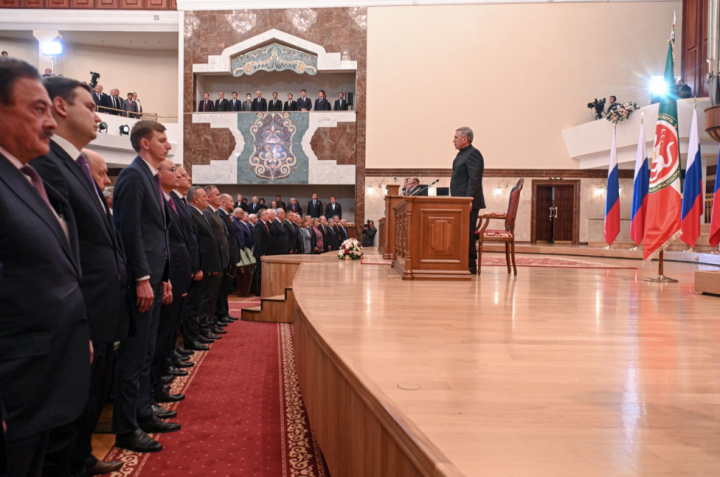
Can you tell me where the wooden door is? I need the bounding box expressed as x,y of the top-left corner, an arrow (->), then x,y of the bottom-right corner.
553,186 -> 575,243
535,186 -> 553,242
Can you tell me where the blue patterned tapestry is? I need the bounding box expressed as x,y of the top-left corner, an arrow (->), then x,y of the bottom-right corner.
232,43 -> 318,76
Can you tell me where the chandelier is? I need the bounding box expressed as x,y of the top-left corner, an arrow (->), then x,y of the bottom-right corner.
349,7 -> 367,31
226,9 -> 257,34
184,12 -> 200,39
285,8 -> 317,33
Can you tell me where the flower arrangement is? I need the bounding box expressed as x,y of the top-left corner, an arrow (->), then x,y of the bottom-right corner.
606,102 -> 639,124
338,238 -> 363,260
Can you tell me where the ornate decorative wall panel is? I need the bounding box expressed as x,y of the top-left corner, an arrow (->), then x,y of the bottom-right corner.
231,43 -> 318,77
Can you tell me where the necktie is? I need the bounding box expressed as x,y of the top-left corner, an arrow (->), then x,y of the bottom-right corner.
181,196 -> 187,205
21,164 -> 52,209
168,196 -> 178,214
76,153 -> 101,201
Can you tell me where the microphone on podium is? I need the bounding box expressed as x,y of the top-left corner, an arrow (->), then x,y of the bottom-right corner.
409,179 -> 440,196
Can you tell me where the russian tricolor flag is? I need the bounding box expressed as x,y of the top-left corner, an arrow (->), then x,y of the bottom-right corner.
604,128 -> 620,246
680,108 -> 703,247
630,122 -> 649,245
709,146 -> 720,247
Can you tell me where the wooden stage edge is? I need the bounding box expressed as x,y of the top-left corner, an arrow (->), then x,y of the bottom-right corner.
292,249 -> 720,477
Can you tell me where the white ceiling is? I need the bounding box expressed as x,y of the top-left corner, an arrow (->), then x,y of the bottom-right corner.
0,31 -> 178,51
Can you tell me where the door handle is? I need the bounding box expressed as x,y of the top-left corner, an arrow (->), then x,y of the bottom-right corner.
554,206 -> 558,219
549,206 -> 554,220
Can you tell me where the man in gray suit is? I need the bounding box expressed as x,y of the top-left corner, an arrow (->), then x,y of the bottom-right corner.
450,126 -> 485,275
242,93 -> 253,112
122,92 -> 139,118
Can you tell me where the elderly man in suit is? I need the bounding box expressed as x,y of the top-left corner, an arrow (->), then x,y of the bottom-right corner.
252,90 -> 267,112
406,177 -> 428,196
274,209 -> 293,255
112,120 -> 176,453
252,209 -> 273,295
215,92 -> 229,112
334,92 -> 349,111
450,126 -> 485,275
216,194 -> 241,324
172,167 -> 207,352
201,186 -> 230,336
288,197 -> 302,216
33,76 -> 129,477
198,92 -> 214,113
307,193 -> 323,218
186,186 -> 223,345
0,58 -> 91,477
92,84 -> 109,113
122,92 -> 139,118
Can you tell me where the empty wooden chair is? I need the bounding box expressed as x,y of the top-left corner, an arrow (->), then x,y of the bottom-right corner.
475,179 -> 524,275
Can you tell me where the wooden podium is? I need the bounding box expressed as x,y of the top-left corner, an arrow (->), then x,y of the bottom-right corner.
382,185 -> 402,260
391,196 -> 473,281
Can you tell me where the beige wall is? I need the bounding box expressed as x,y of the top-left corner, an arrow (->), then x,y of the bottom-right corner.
0,36 -> 38,65
366,2 -> 681,170
55,43 -> 178,121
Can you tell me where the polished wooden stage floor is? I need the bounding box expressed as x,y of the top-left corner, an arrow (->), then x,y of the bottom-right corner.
292,251 -> 720,477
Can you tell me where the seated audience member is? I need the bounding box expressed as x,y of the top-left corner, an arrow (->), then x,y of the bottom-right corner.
298,89 -> 312,111
252,90 -> 267,112
268,92 -> 283,111
301,216 -> 315,253
198,92 -> 214,112
288,197 -> 302,216
315,89 -> 331,111
362,220 -> 377,247
215,92 -> 229,112
229,92 -> 242,111
406,177 -> 428,196
284,93 -> 297,111
325,196 -> 342,219
132,93 -> 143,117
307,193 -> 323,218
334,92 -> 349,111
242,93 -> 253,111
122,92 -> 139,118
275,195 -> 286,210
311,218 -> 324,253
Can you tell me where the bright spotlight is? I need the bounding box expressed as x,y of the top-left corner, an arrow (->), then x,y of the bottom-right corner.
40,41 -> 63,57
119,125 -> 130,136
649,76 -> 668,97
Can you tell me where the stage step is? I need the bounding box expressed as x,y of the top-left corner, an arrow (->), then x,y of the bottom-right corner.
241,288 -> 294,324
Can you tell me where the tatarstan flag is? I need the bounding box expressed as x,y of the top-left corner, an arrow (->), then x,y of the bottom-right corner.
643,36 -> 682,262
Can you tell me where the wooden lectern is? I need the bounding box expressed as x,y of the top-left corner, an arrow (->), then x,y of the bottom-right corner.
392,196 -> 473,281
382,185 -> 402,260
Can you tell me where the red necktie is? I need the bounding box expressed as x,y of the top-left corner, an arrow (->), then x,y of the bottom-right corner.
21,164 -> 52,209
76,153 -> 101,201
168,196 -> 178,214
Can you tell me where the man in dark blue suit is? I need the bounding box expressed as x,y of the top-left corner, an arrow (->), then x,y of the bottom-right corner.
216,194 -> 241,324
92,84 -> 109,113
251,90 -> 267,112
112,120 -> 175,453
297,89 -> 312,111
0,58 -> 91,477
334,92 -> 349,111
33,76 -> 128,477
307,193 -> 323,218
314,89 -> 332,111
450,127 -> 485,275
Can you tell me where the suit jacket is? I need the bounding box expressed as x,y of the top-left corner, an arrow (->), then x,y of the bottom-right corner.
450,144 -> 486,210
338,225 -> 349,242
122,99 -> 139,118
113,156 -> 169,285
0,154 -> 90,441
292,222 -> 303,253
307,200 -> 323,218
252,98 -> 267,112
407,185 -> 428,196
325,202 -> 342,220
242,220 -> 254,249
276,200 -> 287,210
171,191 -> 200,274
189,205 -> 222,273
274,219 -> 292,254
231,216 -> 246,250
297,97 -> 312,111
33,140 -> 130,344
215,98 -> 229,112
242,100 -> 253,112
315,98 -> 331,111
248,202 -> 264,214
284,100 -> 298,112
198,99 -> 215,112
288,202 -> 303,216
229,98 -> 242,111
253,220 -> 273,258
165,197 -> 192,296
334,99 -> 349,111
267,220 -> 278,255
331,225 -> 342,250
218,208 -> 240,266
93,91 -> 109,113
204,207 -> 230,268
268,99 -> 283,111
282,219 -> 297,253
107,95 -> 123,115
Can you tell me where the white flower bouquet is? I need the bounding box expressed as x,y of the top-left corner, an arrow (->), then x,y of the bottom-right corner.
338,238 -> 363,260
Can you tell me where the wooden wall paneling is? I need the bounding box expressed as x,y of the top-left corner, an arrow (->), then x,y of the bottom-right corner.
170,0 -> 175,8
70,0 -> 93,7
21,0 -> 46,7
144,0 -> 168,8
94,0 -> 118,7
119,0 -> 140,7
47,0 -> 69,7
0,0 -> 21,7
682,0 -> 707,97
702,0 -> 709,97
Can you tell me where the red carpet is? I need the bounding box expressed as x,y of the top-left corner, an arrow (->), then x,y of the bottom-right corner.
102,298 -> 328,476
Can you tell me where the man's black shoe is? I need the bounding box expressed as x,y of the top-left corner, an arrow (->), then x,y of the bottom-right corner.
152,404 -> 177,419
166,366 -> 188,377
139,415 -> 181,434
173,359 -> 194,369
161,375 -> 175,385
211,326 -> 227,335
185,341 -> 210,351
197,335 -> 213,344
154,389 -> 186,403
175,345 -> 194,356
202,331 -> 221,340
115,429 -> 162,453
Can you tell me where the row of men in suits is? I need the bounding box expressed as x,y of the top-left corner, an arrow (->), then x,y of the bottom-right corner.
92,84 -> 143,118
238,193 -> 343,220
197,89 -> 350,112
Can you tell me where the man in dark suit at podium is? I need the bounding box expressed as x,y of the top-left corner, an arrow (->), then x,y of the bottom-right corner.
307,193 -> 323,218
268,92 -> 283,112
297,89 -> 312,111
229,92 -> 242,111
334,92 -> 349,111
284,93 -> 297,111
252,90 -> 267,112
315,90 -> 331,111
450,127 -> 485,275
406,178 -> 428,196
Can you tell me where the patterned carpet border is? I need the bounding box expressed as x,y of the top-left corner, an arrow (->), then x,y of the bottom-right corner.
278,324 -> 328,477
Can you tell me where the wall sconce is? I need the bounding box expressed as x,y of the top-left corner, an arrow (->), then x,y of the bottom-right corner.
119,125 -> 130,136
594,185 -> 606,197
366,179 -> 386,194
493,180 -> 510,196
